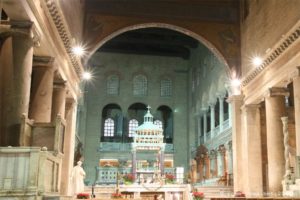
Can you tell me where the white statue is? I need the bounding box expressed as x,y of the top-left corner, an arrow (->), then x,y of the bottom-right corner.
71,161 -> 86,195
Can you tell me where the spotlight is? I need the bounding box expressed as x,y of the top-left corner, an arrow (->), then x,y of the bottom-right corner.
252,56 -> 263,66
82,72 -> 92,80
72,45 -> 85,57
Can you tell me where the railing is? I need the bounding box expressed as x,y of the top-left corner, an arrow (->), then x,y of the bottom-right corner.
96,167 -> 177,185
0,147 -> 62,198
99,143 -> 174,153
203,119 -> 231,143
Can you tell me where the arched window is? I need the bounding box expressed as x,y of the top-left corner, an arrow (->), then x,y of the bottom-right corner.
107,75 -> 119,95
160,78 -> 172,97
104,118 -> 114,137
128,119 -> 139,137
154,120 -> 163,129
133,75 -> 147,96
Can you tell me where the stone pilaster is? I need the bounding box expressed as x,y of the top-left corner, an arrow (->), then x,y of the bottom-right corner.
0,21 -> 34,146
217,146 -> 226,177
132,149 -> 137,179
227,94 -> 244,192
265,87 -> 288,195
292,69 -> 300,178
205,153 -> 210,179
29,56 -> 55,122
242,104 -> 263,196
51,81 -> 67,121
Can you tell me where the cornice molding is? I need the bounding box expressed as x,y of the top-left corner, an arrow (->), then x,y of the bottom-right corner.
44,0 -> 83,77
242,20 -> 300,87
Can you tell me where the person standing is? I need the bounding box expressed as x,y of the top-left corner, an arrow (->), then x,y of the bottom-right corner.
71,161 -> 86,195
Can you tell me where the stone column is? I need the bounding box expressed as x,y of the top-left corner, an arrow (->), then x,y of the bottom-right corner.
210,103 -> 215,138
225,141 -> 233,174
202,109 -> 208,142
132,149 -> 137,179
51,81 -> 67,121
218,95 -> 225,131
60,98 -> 77,195
227,95 -> 244,192
265,87 -> 288,194
0,21 -> 34,146
217,147 -> 225,177
160,149 -> 165,176
242,104 -> 263,196
205,153 -> 210,179
197,115 -> 202,145
29,56 -> 55,122
292,71 -> 300,177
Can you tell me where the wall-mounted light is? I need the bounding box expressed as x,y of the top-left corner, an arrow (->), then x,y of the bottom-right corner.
82,71 -> 92,80
72,45 -> 85,57
252,56 -> 263,67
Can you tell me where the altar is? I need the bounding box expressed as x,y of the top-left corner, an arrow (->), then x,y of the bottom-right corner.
87,184 -> 191,200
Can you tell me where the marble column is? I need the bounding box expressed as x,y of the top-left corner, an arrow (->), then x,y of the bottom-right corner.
218,95 -> 225,131
29,56 -> 55,122
293,71 -> 300,177
202,109 -> 208,142
265,87 -> 288,194
210,103 -> 216,138
0,22 -> 34,146
60,98 -> 77,195
227,95 -> 244,192
51,82 -> 67,121
242,104 -> 263,196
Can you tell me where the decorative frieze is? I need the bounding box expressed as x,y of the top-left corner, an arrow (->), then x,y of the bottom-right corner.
44,0 -> 82,77
242,22 -> 300,87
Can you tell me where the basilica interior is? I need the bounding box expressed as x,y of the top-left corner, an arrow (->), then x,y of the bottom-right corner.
1,0 -> 300,200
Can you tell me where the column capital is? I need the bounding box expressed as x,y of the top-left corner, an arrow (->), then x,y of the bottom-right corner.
217,92 -> 226,99
227,94 -> 244,103
53,81 -> 67,89
241,104 -> 261,112
264,87 -> 289,97
288,66 -> 300,81
33,56 -> 55,68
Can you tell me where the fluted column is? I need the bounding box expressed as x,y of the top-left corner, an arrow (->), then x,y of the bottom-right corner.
292,70 -> 300,177
0,21 -> 34,146
29,56 -> 55,122
242,104 -> 263,196
265,87 -> 288,194
202,109 -> 208,142
227,95 -> 244,192
210,103 -> 216,138
51,82 -> 67,121
218,95 -> 225,131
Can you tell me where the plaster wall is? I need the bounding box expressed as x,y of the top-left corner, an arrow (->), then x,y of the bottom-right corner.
82,52 -> 189,182
241,0 -> 300,75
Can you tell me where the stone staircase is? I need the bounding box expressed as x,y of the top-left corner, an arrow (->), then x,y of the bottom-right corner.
193,185 -> 234,198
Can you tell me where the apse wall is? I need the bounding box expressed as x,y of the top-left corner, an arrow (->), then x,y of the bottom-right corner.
82,52 -> 189,183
